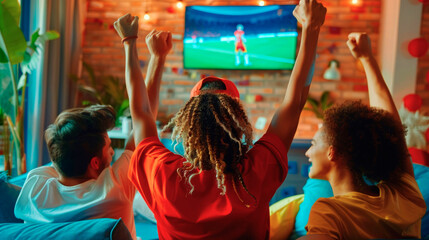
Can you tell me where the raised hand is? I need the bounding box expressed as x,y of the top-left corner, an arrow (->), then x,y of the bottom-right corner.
114,13 -> 139,39
293,0 -> 327,31
346,32 -> 373,60
145,30 -> 172,57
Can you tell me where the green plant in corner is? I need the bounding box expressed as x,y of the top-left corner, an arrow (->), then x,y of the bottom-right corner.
304,91 -> 334,119
0,0 -> 59,175
71,62 -> 129,126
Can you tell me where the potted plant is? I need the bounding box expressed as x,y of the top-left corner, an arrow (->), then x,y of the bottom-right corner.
304,91 -> 334,120
72,62 -> 130,127
0,0 -> 59,175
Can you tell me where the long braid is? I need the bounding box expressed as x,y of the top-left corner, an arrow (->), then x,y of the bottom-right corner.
207,135 -> 227,195
208,99 -> 244,155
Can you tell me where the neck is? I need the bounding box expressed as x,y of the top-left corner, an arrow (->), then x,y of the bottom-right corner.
328,166 -> 377,196
58,175 -> 93,186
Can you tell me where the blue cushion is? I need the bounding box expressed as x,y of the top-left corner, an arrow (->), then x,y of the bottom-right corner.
413,164 -> 429,238
0,218 -> 132,240
294,178 -> 333,237
0,178 -> 23,223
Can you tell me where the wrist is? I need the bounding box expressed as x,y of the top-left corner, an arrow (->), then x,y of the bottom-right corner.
123,38 -> 137,47
122,36 -> 138,44
302,25 -> 321,34
359,55 -> 375,63
150,54 -> 167,61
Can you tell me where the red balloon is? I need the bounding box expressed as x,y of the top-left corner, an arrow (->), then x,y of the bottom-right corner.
408,38 -> 429,58
403,94 -> 422,112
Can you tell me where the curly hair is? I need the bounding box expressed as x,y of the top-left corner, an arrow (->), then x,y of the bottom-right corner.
162,92 -> 254,195
323,101 -> 408,183
45,105 -> 116,178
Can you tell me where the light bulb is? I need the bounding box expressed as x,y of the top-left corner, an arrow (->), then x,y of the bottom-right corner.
258,0 -> 265,6
177,0 -> 183,8
351,0 -> 359,5
144,12 -> 150,20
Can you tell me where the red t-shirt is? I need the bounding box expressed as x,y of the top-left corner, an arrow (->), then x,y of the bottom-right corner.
129,133 -> 288,239
234,30 -> 244,44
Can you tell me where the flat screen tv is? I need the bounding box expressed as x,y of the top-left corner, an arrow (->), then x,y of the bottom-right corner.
184,5 -> 297,70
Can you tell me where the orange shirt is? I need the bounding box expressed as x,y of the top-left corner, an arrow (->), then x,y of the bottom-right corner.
128,133 -> 288,240
306,173 -> 427,239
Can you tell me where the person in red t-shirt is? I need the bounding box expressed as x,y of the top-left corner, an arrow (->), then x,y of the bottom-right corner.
234,24 -> 250,66
114,1 -> 326,239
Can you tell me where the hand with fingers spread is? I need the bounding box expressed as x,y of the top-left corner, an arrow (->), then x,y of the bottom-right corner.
146,29 -> 173,57
114,13 -> 139,39
293,0 -> 327,31
346,32 -> 373,60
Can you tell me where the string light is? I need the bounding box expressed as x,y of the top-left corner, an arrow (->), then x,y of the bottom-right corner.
144,12 -> 150,20
351,0 -> 359,5
177,0 -> 184,8
258,0 -> 265,6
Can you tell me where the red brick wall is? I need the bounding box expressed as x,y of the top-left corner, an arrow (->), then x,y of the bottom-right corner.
82,0 -> 424,140
417,3 -> 429,151
417,3 -> 429,115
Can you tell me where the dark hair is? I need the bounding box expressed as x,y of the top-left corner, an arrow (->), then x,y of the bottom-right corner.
45,105 -> 116,178
323,101 -> 408,182
200,81 -> 226,91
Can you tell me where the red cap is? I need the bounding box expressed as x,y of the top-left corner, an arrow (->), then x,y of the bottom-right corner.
190,76 -> 240,99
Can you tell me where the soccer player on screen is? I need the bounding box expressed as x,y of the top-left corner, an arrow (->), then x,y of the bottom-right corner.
234,24 -> 250,66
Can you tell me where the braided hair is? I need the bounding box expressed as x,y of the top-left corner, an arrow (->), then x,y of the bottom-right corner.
162,92 -> 253,195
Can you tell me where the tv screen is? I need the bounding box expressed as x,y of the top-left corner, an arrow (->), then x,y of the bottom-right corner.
184,5 -> 297,70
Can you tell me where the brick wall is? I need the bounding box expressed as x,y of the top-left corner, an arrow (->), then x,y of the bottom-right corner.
82,0 -> 422,140
417,3 -> 429,151
417,3 -> 429,115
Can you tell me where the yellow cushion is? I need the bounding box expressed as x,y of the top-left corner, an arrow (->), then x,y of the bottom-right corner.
269,194 -> 304,240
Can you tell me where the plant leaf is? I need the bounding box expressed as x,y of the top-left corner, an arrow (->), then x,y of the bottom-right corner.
0,48 -> 7,62
0,3 -> 26,64
320,91 -> 330,110
117,99 -> 129,117
0,63 -> 16,122
78,85 -> 102,103
22,30 -> 59,73
82,62 -> 96,87
17,72 -> 27,90
0,0 -> 20,25
29,28 -> 40,51
43,31 -> 60,40
306,97 -> 322,119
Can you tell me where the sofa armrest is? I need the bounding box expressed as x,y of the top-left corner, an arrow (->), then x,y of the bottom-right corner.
0,218 -> 132,240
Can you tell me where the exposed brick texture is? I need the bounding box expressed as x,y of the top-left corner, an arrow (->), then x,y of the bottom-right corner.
82,0 -> 427,140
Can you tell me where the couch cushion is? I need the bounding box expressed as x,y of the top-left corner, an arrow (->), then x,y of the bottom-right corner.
0,177 -> 22,223
269,194 -> 304,240
413,163 -> 429,238
294,178 -> 333,237
0,218 -> 132,240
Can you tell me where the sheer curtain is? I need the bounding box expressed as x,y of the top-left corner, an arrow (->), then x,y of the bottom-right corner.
25,0 -> 86,170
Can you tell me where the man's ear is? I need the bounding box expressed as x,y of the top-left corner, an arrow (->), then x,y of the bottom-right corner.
327,145 -> 335,162
90,156 -> 101,170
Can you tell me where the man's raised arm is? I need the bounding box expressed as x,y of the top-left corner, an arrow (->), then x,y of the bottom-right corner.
114,14 -> 171,145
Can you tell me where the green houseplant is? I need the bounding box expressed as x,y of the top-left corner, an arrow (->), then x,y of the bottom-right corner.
304,91 -> 334,119
0,0 -> 59,175
72,62 -> 130,126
